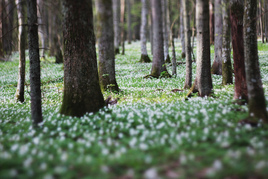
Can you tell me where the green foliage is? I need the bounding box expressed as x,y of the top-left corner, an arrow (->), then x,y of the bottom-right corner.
1,42 -> 268,178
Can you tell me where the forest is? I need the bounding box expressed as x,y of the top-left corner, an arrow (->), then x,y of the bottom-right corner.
1,0 -> 268,178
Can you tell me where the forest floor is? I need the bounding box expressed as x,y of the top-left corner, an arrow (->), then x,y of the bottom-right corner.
1,40 -> 268,178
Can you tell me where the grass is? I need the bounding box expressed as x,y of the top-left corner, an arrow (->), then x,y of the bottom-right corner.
1,40 -> 268,179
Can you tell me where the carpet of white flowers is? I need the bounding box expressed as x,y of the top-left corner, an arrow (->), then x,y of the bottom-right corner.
1,41 -> 268,178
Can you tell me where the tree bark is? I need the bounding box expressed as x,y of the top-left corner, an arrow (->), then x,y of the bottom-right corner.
194,0 -> 213,97
120,0 -> 125,55
96,0 -> 119,92
209,1 -> 214,45
162,0 -> 170,63
230,0 -> 248,102
222,0 -> 233,85
180,0 -> 185,58
211,0 -> 223,75
149,0 -> 170,78
112,0 -> 121,54
244,0 -> 268,122
27,0 -> 43,126
139,0 -> 151,63
60,0 -> 105,117
37,0 -> 48,58
265,0 -> 268,42
127,0 -> 132,44
15,0 -> 27,103
183,0 -> 192,89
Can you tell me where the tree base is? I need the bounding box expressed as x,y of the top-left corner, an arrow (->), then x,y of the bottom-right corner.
139,54 -> 151,63
165,54 -> 171,63
115,48 -> 120,55
144,71 -> 172,79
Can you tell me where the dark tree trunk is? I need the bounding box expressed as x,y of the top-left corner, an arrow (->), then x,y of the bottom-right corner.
222,0 -> 233,85
244,0 -> 268,122
193,0 -> 213,97
133,0 -> 140,41
183,0 -> 192,89
96,0 -> 119,92
15,0 -> 27,103
48,0 -> 63,63
27,0 -> 43,126
211,0 -> 223,75
150,0 -> 170,78
139,0 -> 151,63
209,1 -> 214,45
230,0 -> 248,102
60,0 -> 105,117
2,0 -> 15,59
112,0 -> 120,54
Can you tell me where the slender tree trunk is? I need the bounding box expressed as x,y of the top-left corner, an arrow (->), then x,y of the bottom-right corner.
27,0 -> 43,126
230,0 -> 248,102
133,0 -> 140,41
183,0 -> 192,89
264,0 -> 268,43
149,0 -> 170,78
259,0 -> 264,43
149,6 -> 153,55
37,0 -> 48,58
193,0 -> 213,97
211,0 -> 223,75
209,1 -> 214,45
162,0 -> 170,63
180,0 -> 185,58
244,0 -> 268,122
60,0 -> 105,117
120,0 -> 125,55
0,1 -> 3,59
96,0 -> 119,92
113,0 -> 121,54
139,0 -> 151,63
127,0 -> 132,44
15,0 -> 27,102
222,0 -> 232,85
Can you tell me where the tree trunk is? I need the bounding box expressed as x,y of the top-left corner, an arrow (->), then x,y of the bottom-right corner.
120,0 -> 125,55
183,0 -> 192,89
2,0 -> 15,59
139,0 -> 151,63
96,0 -> 119,92
149,0 -> 170,78
37,0 -> 48,58
120,0 -> 126,55
133,0 -> 140,41
209,1 -> 214,45
27,0 -> 43,126
258,0 -> 264,43
264,0 -> 268,43
15,0 -> 27,103
222,0 -> 233,85
60,0 -> 105,117
162,0 -> 170,63
211,0 -> 223,75
127,0 -> 132,44
230,0 -> 248,102
244,0 -> 268,122
194,0 -> 213,97
149,6 -> 153,55
112,0 -> 121,54
180,0 -> 185,58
